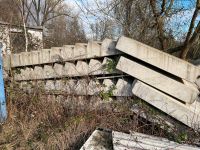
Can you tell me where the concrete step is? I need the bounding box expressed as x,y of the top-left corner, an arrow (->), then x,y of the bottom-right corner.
132,80 -> 200,130
116,36 -> 200,83
116,56 -> 199,104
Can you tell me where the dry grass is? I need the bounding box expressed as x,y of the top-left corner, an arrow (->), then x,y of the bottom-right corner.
0,82 -> 199,150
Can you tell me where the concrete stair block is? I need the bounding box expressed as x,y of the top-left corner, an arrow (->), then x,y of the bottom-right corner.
53,63 -> 63,77
88,59 -> 103,75
20,52 -> 31,66
63,62 -> 77,76
40,49 -> 50,64
76,61 -> 89,76
101,38 -> 118,56
74,43 -> 87,59
116,56 -> 199,104
43,65 -> 56,79
65,79 -> 77,94
50,47 -> 62,62
116,36 -> 200,82
61,46 -> 74,60
88,79 -> 101,95
11,54 -> 20,67
132,80 -> 200,130
55,80 -> 65,91
87,41 -> 101,58
30,51 -> 40,65
33,66 -> 43,79
3,55 -> 11,70
113,79 -> 133,96
45,80 -> 55,91
102,79 -> 115,92
75,79 -> 89,95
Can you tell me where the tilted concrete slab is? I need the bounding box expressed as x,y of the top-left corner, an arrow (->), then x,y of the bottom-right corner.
116,56 -> 199,104
116,36 -> 200,82
87,41 -> 101,58
113,131 -> 200,150
76,61 -> 89,76
113,79 -> 133,96
74,43 -> 87,59
132,80 -> 200,130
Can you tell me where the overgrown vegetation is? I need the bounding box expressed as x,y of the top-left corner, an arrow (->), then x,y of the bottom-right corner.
0,82 -> 199,149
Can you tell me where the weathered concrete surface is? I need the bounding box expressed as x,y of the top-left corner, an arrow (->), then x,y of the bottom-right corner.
87,41 -> 101,58
20,52 -> 31,66
11,54 -> 20,67
31,51 -> 40,65
55,80 -> 65,91
116,36 -> 200,82
74,43 -> 87,59
63,62 -> 77,76
101,38 -> 118,56
43,65 -> 56,78
102,79 -> 115,92
61,46 -> 74,60
53,63 -> 63,77
80,129 -> 112,150
3,55 -> 10,70
113,79 -> 133,96
113,131 -> 200,150
65,79 -> 76,94
88,79 -> 101,95
116,56 -> 199,104
45,80 -> 55,91
76,61 -> 89,76
50,47 -> 62,62
132,80 -> 200,130
33,66 -> 43,79
88,59 -> 103,75
75,79 -> 88,95
40,49 -> 50,64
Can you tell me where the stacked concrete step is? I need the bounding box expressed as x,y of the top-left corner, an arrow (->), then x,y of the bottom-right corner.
19,77 -> 133,97
13,57 -> 119,81
116,36 -> 200,130
9,39 -> 120,68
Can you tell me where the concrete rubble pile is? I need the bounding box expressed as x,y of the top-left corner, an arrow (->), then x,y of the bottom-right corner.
3,36 -> 200,132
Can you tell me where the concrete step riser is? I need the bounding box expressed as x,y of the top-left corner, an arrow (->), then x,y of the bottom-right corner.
116,56 -> 199,104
